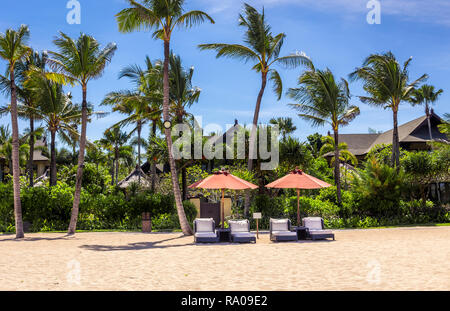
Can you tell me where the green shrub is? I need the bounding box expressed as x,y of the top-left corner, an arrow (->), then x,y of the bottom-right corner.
284,196 -> 339,226
249,194 -> 285,229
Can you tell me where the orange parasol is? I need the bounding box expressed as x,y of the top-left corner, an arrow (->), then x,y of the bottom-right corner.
189,170 -> 258,228
266,168 -> 331,225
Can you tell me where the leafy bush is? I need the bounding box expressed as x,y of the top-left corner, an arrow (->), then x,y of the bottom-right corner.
284,196 -> 339,226
352,158 -> 405,217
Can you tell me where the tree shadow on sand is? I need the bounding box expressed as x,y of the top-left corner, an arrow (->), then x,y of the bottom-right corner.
79,235 -> 194,251
0,234 -> 75,242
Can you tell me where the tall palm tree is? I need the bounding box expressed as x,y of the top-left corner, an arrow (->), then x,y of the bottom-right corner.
24,71 -> 81,186
102,56 -> 163,185
47,32 -> 117,235
269,117 -> 297,140
289,64 -> 360,205
199,3 -> 310,172
411,84 -> 443,140
169,53 -> 201,200
349,52 -> 427,168
0,25 -> 31,238
100,127 -> 131,185
116,0 -> 214,235
319,135 -> 358,190
0,50 -> 47,186
169,53 -> 200,123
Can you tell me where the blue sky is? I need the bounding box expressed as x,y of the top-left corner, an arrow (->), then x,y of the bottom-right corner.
0,0 -> 449,149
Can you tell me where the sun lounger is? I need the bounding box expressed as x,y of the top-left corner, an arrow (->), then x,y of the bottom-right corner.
228,219 -> 256,243
269,218 -> 298,242
302,217 -> 335,240
193,218 -> 219,243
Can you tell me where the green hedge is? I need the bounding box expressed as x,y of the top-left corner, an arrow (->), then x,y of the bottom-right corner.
0,181 -> 196,233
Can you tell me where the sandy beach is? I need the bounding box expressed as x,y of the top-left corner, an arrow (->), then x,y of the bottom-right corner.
0,226 -> 449,291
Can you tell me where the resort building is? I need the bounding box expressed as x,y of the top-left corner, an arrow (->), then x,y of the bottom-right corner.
33,138 -> 50,178
328,112 -> 449,203
0,138 -> 50,182
333,112 -> 448,162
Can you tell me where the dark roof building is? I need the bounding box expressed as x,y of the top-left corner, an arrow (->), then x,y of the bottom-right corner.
333,113 -> 448,160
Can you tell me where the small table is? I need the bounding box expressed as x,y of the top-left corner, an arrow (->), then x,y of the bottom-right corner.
216,228 -> 231,242
293,226 -> 308,240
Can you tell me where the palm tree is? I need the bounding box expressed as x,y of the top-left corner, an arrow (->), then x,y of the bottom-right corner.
86,141 -> 107,173
269,117 -> 297,140
0,50 -> 47,186
0,125 -> 11,146
199,3 -> 310,172
169,53 -> 200,123
0,126 -> 30,174
411,84 -> 443,140
24,71 -> 81,186
47,32 -> 117,235
116,0 -> 214,235
169,53 -> 201,200
100,127 -> 131,185
279,136 -> 311,169
319,136 -> 358,166
0,25 -> 31,238
102,56 -> 163,185
349,52 -> 427,168
289,64 -> 360,205
319,135 -> 358,190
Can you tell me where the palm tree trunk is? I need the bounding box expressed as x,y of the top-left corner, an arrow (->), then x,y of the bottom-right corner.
247,71 -> 267,171
151,119 -> 157,191
115,148 -> 119,185
426,104 -> 441,202
334,129 -> 342,206
137,121 -> 141,185
182,166 -> 187,201
425,104 -> 433,140
28,116 -> 34,187
244,71 -> 267,215
392,107 -> 400,168
9,69 -> 24,238
111,158 -> 115,185
68,84 -> 88,235
163,38 -> 192,235
50,130 -> 57,186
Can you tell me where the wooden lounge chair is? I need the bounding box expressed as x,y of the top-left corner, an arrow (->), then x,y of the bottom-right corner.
228,219 -> 256,243
269,218 -> 298,242
193,218 -> 219,243
302,217 -> 335,241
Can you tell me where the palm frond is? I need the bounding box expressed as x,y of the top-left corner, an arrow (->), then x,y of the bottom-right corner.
269,69 -> 282,100
198,43 -> 261,63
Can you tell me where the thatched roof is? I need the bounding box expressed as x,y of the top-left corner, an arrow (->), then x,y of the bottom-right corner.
117,167 -> 152,189
33,139 -> 50,162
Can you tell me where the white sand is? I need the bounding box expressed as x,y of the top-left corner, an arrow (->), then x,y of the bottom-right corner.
0,226 -> 449,290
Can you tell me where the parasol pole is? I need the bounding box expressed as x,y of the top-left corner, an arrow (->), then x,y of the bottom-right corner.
297,188 -> 301,226
221,188 -> 225,229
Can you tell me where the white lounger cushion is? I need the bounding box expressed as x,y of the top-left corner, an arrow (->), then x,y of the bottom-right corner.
195,232 -> 217,238
309,229 -> 333,234
195,219 -> 214,232
232,232 -> 255,238
272,231 -> 297,237
229,220 -> 249,233
271,219 -> 289,231
303,217 -> 323,230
